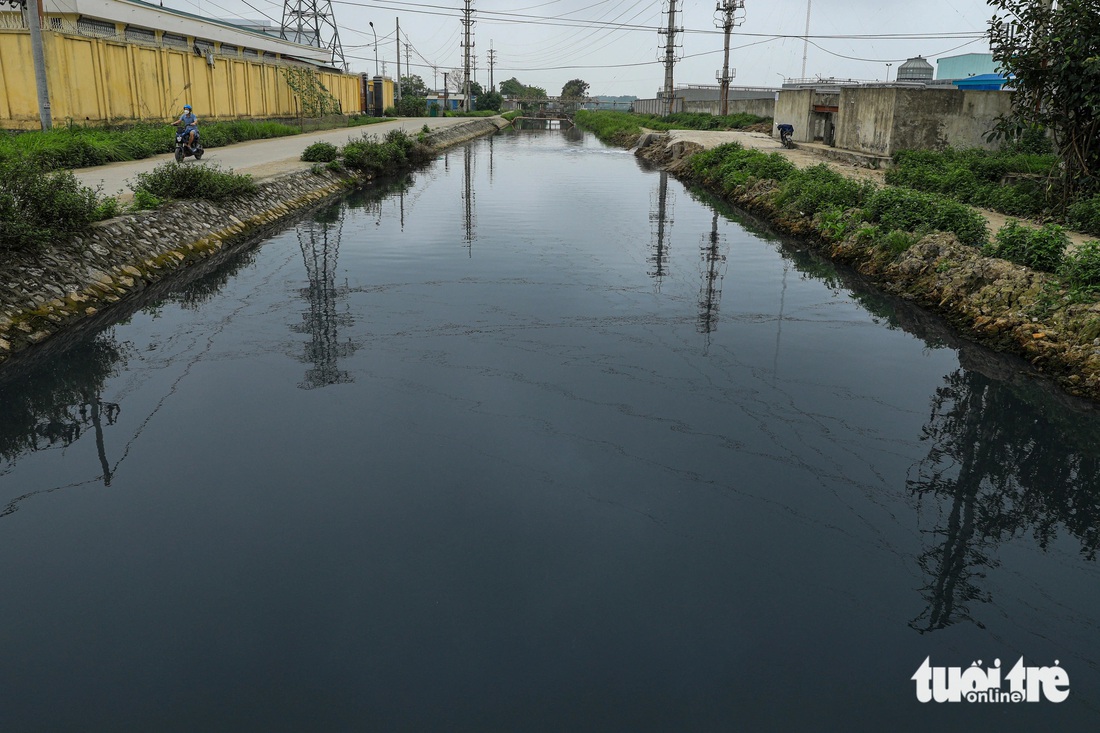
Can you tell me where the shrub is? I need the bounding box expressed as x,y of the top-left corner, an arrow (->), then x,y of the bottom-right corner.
1068,194 -> 1100,236
864,186 -> 988,246
339,130 -> 431,176
776,164 -> 873,217
0,156 -> 101,251
1059,240 -> 1100,290
131,162 -> 257,201
93,196 -> 123,220
131,189 -> 163,210
984,220 -> 1067,273
301,141 -> 339,162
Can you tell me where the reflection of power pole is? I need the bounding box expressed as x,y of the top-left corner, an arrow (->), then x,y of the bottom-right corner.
294,209 -> 357,389
697,212 -> 727,343
461,0 -> 476,112
715,1 -> 745,116
658,0 -> 682,116
648,171 -> 674,290
80,396 -> 120,486
462,144 -> 476,255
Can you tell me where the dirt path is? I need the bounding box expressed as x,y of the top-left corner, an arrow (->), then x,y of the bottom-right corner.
662,129 -> 1095,249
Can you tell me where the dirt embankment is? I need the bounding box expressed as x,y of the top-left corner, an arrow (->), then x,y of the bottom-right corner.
634,131 -> 1100,403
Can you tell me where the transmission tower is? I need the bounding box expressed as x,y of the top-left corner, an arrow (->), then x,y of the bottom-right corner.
280,0 -> 346,70
657,0 -> 683,116
460,0 -> 476,112
715,1 -> 746,116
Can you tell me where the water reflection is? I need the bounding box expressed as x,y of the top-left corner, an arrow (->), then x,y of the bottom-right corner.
696,211 -> 728,343
293,203 -> 359,389
908,368 -> 1100,632
462,144 -> 477,255
648,171 -> 675,290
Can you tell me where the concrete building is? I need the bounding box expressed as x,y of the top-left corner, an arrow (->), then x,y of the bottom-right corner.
0,0 -> 365,129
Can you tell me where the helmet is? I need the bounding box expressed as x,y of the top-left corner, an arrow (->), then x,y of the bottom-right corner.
183,104 -> 192,110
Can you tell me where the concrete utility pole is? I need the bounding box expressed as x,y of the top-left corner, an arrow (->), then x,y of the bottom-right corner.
26,0 -> 52,129
405,42 -> 411,81
443,71 -> 449,111
800,0 -> 811,79
487,42 -> 496,92
396,18 -> 401,102
715,1 -> 744,117
659,0 -> 681,116
461,0 -> 475,112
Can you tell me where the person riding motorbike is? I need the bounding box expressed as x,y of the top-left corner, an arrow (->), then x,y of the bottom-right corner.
171,104 -> 199,149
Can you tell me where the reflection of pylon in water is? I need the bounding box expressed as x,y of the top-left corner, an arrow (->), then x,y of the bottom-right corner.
648,171 -> 675,289
697,211 -> 727,339
293,208 -> 358,389
462,145 -> 476,255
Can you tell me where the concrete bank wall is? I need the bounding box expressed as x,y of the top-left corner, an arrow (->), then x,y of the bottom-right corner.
683,99 -> 775,118
0,118 -> 504,364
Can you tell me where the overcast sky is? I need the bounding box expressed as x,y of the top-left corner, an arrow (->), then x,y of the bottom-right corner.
170,0 -> 997,96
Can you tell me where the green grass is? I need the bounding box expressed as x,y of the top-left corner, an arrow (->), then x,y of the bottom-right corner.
575,110 -> 771,147
983,220 -> 1068,273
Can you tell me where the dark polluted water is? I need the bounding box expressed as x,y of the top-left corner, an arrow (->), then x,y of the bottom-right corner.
2,129 -> 1099,732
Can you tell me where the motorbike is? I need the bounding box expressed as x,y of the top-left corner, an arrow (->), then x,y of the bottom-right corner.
173,126 -> 204,162
778,125 -> 795,149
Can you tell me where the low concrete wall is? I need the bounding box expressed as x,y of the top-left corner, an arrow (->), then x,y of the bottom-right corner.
632,98 -> 684,115
0,118 -> 503,363
836,86 -> 1012,156
684,98 -> 775,118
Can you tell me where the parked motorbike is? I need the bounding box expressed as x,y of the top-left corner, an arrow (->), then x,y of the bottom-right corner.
173,126 -> 204,162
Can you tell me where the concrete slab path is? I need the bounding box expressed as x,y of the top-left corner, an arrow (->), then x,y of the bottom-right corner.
73,116 -> 480,200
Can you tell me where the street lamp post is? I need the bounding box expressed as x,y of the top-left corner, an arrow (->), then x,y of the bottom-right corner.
369,22 -> 379,77
886,63 -> 892,82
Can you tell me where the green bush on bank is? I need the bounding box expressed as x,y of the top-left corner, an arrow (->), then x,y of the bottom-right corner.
301,141 -> 339,162
885,147 -> 1058,221
983,220 -> 1068,273
0,156 -> 103,251
862,187 -> 988,247
576,110 -> 770,147
338,129 -> 432,176
131,162 -> 257,202
1059,241 -> 1100,291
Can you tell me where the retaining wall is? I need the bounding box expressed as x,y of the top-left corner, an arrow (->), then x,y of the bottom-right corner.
0,118 -> 506,364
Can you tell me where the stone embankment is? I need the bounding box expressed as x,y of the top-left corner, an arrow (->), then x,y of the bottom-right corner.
636,130 -> 1100,403
0,117 -> 509,365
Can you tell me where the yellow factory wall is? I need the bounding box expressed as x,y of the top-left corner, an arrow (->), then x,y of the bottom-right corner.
0,27 -> 363,129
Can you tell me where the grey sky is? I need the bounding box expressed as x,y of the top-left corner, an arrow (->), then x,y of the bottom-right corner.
172,0 -> 997,96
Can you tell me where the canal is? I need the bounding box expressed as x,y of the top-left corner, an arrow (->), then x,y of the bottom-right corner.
1,129 -> 1099,731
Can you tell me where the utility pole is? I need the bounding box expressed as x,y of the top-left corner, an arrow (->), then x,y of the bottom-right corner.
395,18 -> 401,103
461,0 -> 476,112
715,1 -> 744,117
405,42 -> 411,81
658,0 -> 682,117
25,0 -> 52,129
487,42 -> 496,92
443,71 -> 449,111
800,0 -> 812,79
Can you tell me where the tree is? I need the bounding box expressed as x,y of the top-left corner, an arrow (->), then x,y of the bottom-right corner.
987,0 -> 1100,204
477,90 -> 503,112
561,78 -> 590,99
400,74 -> 430,99
499,77 -> 525,96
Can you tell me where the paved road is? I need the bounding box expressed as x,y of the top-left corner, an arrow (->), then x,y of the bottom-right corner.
74,116 -> 479,199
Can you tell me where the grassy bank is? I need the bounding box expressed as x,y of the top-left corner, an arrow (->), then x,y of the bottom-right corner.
884,145 -> 1100,238
678,141 -> 1100,399
575,110 -> 770,147
0,115 -> 388,171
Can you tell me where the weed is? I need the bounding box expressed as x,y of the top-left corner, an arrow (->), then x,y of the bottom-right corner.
301,141 -> 339,162
131,162 -> 257,202
0,156 -> 101,251
92,196 -> 123,221
1059,240 -> 1100,291
777,164 -> 873,217
130,189 -> 163,210
864,186 -> 988,246
984,220 -> 1067,273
